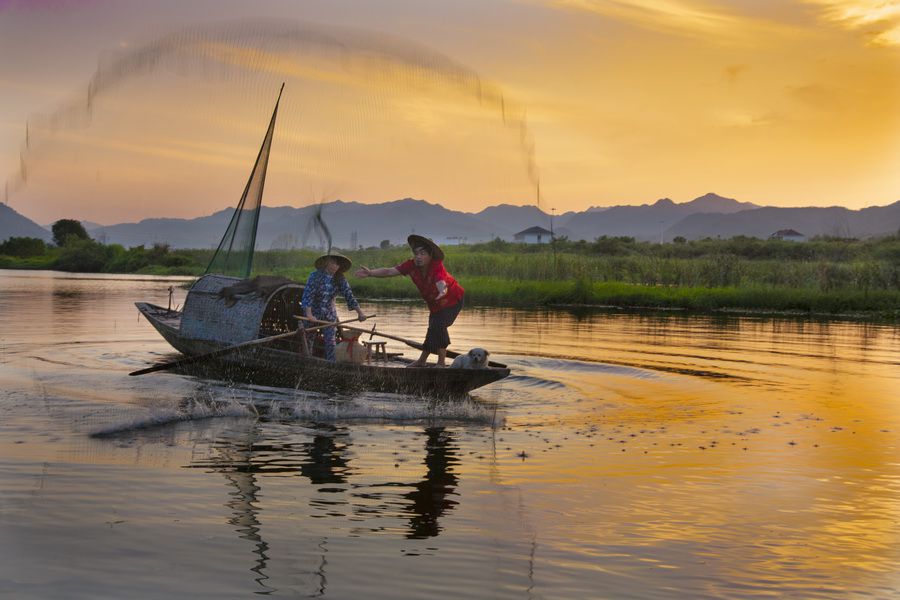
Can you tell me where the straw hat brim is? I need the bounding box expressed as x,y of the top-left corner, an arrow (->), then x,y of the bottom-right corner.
407,235 -> 444,262
315,253 -> 352,274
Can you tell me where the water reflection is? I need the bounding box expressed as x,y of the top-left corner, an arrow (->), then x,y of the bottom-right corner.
5,272 -> 900,599
297,425 -> 351,486
190,421 -> 463,593
216,426 -> 276,594
404,427 -> 459,539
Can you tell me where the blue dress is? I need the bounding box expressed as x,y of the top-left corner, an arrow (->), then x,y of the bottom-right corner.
301,270 -> 360,361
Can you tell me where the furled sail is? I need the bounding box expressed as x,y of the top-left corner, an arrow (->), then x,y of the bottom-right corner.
204,83 -> 284,278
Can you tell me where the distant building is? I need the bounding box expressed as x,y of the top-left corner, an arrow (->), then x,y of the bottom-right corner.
514,226 -> 553,244
441,236 -> 468,246
769,229 -> 806,242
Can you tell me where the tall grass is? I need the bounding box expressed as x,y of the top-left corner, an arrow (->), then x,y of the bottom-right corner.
348,276 -> 899,314
2,234 -> 897,315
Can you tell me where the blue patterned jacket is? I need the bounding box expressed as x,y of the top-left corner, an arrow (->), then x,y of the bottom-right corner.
301,270 -> 360,322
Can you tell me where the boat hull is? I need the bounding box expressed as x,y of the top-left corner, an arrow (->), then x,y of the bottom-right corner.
136,302 -> 509,397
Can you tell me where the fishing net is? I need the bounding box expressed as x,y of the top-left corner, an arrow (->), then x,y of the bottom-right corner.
204,84 -> 283,278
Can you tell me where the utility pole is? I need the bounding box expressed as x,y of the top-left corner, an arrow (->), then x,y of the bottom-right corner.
551,207 -> 558,271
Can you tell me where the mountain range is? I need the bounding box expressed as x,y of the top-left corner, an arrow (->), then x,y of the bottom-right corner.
1,193 -> 898,249
0,203 -> 53,243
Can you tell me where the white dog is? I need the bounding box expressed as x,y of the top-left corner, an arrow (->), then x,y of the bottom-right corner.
450,347 -> 490,369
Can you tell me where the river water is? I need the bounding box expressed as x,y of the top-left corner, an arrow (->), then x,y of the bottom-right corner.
1,270 -> 898,599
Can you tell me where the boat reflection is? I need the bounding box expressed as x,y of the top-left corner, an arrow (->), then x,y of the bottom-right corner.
217,438 -> 276,594
404,427 -> 459,539
190,420 -> 461,593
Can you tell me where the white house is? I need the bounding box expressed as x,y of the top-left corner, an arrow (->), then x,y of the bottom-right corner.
769,229 -> 806,242
513,226 -> 554,244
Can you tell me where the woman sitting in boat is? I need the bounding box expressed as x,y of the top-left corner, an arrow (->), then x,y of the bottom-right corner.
302,252 -> 367,361
355,235 -> 464,368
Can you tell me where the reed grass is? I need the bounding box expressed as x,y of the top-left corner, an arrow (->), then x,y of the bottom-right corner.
250,241 -> 900,316
347,276 -> 899,315
2,235 -> 897,316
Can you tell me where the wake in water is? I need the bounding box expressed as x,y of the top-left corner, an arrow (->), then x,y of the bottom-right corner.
267,393 -> 503,425
91,386 -> 503,438
90,394 -> 254,437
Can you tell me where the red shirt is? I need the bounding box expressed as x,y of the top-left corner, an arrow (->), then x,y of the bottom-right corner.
396,259 -> 465,313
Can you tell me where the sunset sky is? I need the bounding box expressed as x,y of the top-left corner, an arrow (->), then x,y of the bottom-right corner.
1,0 -> 899,224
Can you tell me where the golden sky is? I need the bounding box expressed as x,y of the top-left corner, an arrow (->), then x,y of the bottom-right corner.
1,0 -> 898,224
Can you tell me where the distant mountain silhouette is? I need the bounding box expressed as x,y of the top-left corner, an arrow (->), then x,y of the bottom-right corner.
89,198 -> 502,249
558,193 -> 759,241
667,201 -> 900,240
474,204 -> 546,236
0,204 -> 52,242
6,193 -> 898,248
683,192 -> 758,213
87,210 -> 233,249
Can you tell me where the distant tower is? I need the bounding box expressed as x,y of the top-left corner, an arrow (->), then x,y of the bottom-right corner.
350,230 -> 358,250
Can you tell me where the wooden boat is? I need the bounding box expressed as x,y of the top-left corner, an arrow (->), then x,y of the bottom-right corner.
134,87 -> 509,397
136,276 -> 509,397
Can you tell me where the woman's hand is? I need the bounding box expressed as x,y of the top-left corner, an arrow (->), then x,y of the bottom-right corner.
355,266 -> 371,278
356,308 -> 367,322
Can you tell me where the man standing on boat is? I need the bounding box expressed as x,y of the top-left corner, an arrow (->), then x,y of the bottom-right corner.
302,253 -> 367,362
355,235 -> 464,368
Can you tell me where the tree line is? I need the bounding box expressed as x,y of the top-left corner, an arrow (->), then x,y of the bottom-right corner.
1,221 -> 898,294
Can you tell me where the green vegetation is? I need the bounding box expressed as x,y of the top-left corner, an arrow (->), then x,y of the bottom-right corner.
51,219 -> 90,247
1,228 -> 898,318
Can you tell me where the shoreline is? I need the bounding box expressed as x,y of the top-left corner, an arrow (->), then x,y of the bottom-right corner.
362,296 -> 899,323
352,277 -> 900,323
2,266 -> 896,322
2,265 -> 897,322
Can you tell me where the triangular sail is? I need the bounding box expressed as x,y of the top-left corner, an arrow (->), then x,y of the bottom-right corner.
204,83 -> 284,278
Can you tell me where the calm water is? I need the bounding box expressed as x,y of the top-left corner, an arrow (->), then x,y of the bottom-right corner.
1,270 -> 899,599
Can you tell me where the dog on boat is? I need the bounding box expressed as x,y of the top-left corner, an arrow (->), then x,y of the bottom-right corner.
450,347 -> 490,369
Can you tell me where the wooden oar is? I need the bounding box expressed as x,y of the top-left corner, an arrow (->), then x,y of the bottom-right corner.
130,314 -> 374,376
300,319 -> 508,369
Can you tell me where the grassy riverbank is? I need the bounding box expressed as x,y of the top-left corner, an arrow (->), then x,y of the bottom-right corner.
348,276 -> 899,317
2,235 -> 898,317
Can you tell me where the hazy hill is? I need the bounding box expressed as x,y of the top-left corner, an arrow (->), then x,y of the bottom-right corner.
667,201 -> 900,240
89,211 -> 233,249
10,193 -> 899,249
90,198 -> 504,250
254,198 -> 502,248
474,204 -> 557,236
0,204 -> 52,243
557,193 -> 759,242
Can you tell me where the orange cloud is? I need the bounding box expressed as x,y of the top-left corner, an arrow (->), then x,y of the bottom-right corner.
530,0 -> 802,44
804,0 -> 900,46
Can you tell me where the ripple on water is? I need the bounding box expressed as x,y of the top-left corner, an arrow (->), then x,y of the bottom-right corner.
3,274 -> 900,599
